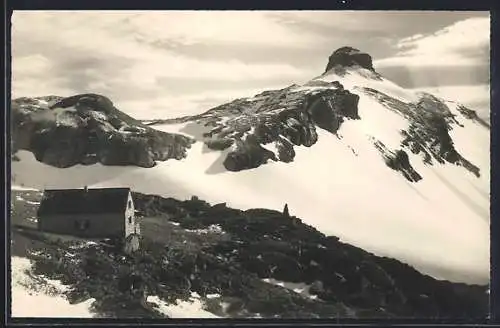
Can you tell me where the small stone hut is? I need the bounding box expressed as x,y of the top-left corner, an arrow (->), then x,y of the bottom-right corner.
37,187 -> 140,246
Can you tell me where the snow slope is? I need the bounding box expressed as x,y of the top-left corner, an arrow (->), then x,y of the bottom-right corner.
11,256 -> 96,318
147,293 -> 221,318
11,243 -> 222,318
11,69 -> 490,285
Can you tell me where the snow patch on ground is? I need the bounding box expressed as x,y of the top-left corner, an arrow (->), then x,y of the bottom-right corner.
147,294 -> 220,318
11,256 -> 96,318
68,241 -> 99,250
185,224 -> 224,235
12,185 -> 39,191
262,278 -> 318,300
88,110 -> 108,121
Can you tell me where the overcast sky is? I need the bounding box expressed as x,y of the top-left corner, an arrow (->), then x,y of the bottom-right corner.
11,11 -> 490,119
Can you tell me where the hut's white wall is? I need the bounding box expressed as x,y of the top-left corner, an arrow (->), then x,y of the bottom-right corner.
124,192 -> 137,238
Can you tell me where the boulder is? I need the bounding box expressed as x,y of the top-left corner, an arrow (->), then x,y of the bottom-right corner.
223,138 -> 276,172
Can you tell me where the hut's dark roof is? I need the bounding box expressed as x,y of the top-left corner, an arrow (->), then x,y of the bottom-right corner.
37,188 -> 130,216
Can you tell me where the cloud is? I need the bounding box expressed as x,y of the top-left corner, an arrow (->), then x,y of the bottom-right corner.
375,17 -> 490,68
11,11 -> 490,118
11,11 -> 312,100
122,11 -> 329,48
378,65 -> 489,89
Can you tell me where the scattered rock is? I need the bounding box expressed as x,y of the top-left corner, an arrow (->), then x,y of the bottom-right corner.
385,149 -> 423,182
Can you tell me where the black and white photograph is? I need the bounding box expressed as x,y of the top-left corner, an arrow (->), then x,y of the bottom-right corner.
9,10 -> 490,319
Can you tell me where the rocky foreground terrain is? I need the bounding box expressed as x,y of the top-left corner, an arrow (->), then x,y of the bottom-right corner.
11,189 -> 488,319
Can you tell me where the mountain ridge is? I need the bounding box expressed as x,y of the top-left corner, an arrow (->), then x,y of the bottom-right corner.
10,47 -> 490,287
11,93 -> 194,168
11,47 -> 488,176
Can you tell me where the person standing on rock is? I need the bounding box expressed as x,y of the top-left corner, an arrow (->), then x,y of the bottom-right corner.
283,203 -> 290,217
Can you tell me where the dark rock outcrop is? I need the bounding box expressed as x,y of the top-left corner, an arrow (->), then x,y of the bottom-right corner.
324,47 -> 375,73
276,138 -> 295,163
361,88 -> 481,178
163,84 -> 360,172
456,104 -> 490,128
223,137 -> 277,172
373,140 -> 422,182
387,149 -> 422,182
11,94 -> 194,168
205,138 -> 234,151
307,88 -> 360,133
308,94 -> 343,133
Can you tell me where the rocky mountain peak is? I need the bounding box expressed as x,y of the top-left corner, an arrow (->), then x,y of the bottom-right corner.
11,94 -> 194,168
324,47 -> 375,73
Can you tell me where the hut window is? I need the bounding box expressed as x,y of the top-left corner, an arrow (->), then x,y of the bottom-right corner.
128,200 -> 132,209
128,216 -> 132,224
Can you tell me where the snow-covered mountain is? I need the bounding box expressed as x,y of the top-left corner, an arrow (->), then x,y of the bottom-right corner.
11,47 -> 490,285
11,94 -> 193,168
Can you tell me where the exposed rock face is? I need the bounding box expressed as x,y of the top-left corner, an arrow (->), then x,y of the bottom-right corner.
216,86 -> 360,172
223,136 -> 277,172
151,83 -> 360,172
455,104 -> 490,128
361,88 -> 481,178
276,137 -> 295,163
388,150 -> 423,182
11,94 -> 194,168
324,47 -> 375,73
373,140 -> 423,182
